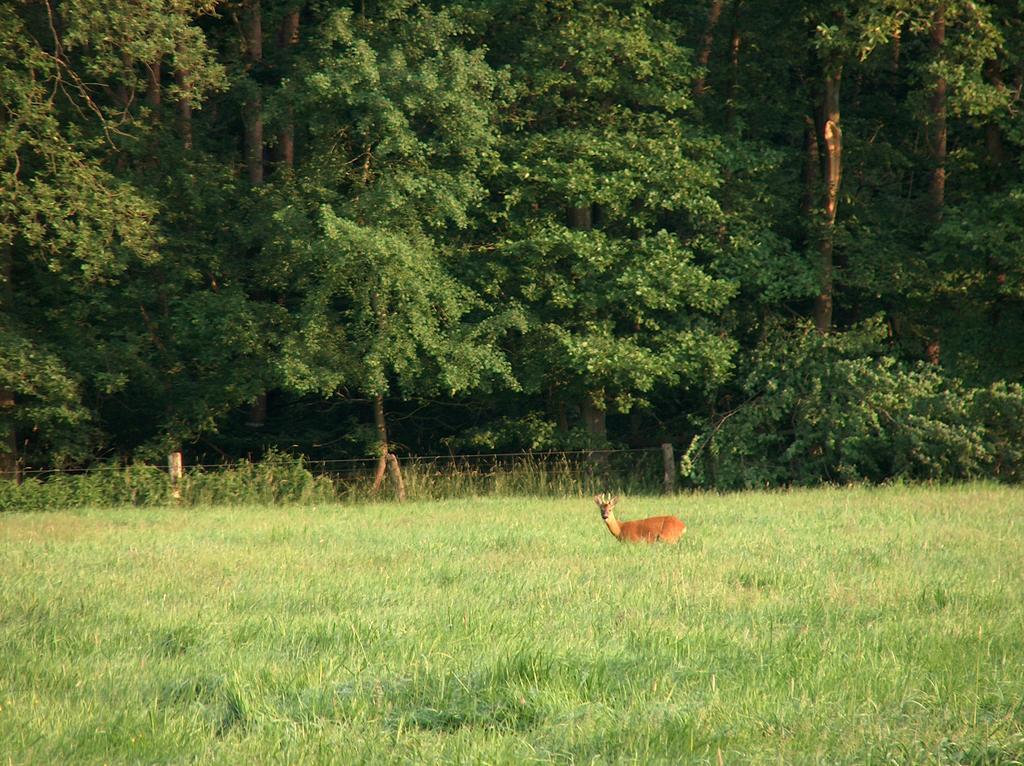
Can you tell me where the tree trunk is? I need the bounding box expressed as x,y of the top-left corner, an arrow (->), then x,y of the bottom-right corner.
629,408 -> 643,445
372,394 -> 388,491
814,64 -> 842,334
277,124 -> 295,172
924,4 -> 946,364
175,46 -> 193,150
141,57 -> 162,169
386,453 -> 406,502
277,8 -> 301,49
927,4 -> 947,221
725,1 -> 741,129
243,95 -> 264,185
145,58 -> 162,129
0,386 -> 15,482
116,53 -> 134,113
661,443 -> 675,495
242,0 -> 264,186
246,392 -> 268,428
276,9 -> 300,169
581,391 -> 607,441
566,205 -> 592,231
985,120 -> 1005,168
243,0 -> 263,73
693,0 -> 724,97
242,0 -> 268,425
801,114 -> 820,218
983,61 -> 1006,167
1,243 -> 16,481
371,394 -> 404,497
582,391 -> 608,485
566,202 -> 603,442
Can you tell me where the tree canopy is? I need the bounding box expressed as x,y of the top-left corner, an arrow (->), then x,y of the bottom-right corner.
2,0 -> 1023,487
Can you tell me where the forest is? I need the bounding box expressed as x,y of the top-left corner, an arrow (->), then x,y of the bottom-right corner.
2,0 -> 1023,489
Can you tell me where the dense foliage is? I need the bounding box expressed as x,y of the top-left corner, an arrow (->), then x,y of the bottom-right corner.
2,0 -> 1023,488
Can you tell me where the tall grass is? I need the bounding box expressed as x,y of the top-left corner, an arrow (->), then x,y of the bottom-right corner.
342,451 -> 666,501
1,485 -> 1022,764
0,452 -> 336,512
1,450 -> 665,511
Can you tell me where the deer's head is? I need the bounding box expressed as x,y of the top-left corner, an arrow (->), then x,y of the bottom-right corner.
594,493 -> 617,520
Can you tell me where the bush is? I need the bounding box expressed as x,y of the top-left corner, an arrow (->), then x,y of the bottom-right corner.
0,447 -> 668,510
682,317 -> 1024,489
180,450 -> 336,507
0,450 -> 335,512
0,464 -> 173,512
969,381 -> 1024,482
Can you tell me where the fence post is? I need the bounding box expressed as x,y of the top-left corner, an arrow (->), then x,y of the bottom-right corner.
661,443 -> 675,495
168,451 -> 183,500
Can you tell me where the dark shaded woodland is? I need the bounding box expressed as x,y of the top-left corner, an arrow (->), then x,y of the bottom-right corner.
3,0 -> 1023,488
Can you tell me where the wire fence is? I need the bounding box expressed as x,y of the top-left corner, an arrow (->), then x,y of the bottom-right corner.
314,447 -> 673,498
3,446 -> 679,510
305,446 -> 663,475
16,447 -> 661,475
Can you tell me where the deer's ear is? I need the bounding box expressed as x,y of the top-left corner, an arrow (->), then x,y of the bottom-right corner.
610,496 -> 618,506
593,495 -> 603,505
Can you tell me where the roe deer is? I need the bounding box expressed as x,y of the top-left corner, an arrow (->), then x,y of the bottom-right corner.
595,494 -> 686,543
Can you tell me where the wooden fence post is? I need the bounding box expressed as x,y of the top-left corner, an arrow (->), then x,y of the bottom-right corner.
168,451 -> 183,500
661,443 -> 675,495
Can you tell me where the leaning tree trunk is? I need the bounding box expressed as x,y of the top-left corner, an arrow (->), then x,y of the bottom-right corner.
813,63 -> 842,334
371,394 -> 405,500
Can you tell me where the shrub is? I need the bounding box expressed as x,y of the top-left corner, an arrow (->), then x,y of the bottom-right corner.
0,450 -> 335,512
682,317 -> 1024,489
180,450 -> 336,507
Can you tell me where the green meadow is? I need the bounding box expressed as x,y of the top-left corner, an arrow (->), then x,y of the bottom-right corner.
1,486 -> 1022,764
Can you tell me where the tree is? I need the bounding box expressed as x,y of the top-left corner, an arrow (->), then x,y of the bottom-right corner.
810,11 -> 845,333
273,4 -> 519,490
0,1 -> 259,473
471,0 -> 737,445
1,6 -> 159,472
3,0 -> 1023,487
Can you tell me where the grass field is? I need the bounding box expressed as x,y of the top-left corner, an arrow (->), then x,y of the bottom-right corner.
1,486 -> 1023,764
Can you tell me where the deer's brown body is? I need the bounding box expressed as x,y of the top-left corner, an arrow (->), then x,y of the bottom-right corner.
595,494 -> 686,543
